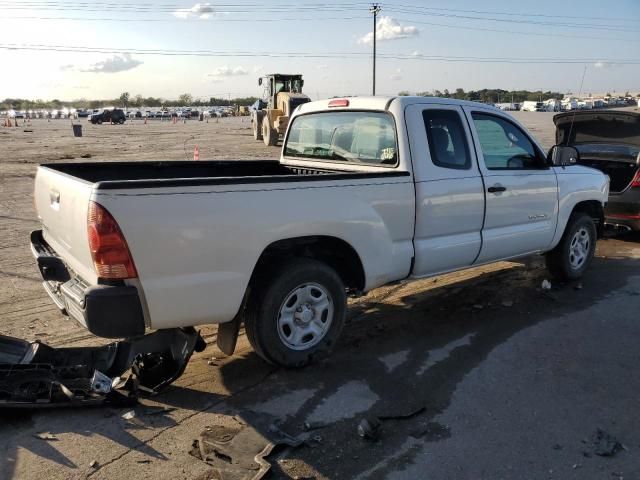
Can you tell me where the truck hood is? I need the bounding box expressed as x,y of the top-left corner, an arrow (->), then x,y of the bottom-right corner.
554,111 -> 640,147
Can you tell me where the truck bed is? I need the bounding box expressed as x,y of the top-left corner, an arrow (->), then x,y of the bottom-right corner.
43,160 -> 406,190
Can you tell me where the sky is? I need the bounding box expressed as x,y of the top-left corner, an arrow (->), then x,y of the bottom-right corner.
0,0 -> 639,101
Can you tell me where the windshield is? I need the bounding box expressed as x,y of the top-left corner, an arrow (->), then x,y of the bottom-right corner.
284,111 -> 397,165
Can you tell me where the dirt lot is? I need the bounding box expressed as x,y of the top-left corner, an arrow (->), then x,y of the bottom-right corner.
1,111 -> 640,480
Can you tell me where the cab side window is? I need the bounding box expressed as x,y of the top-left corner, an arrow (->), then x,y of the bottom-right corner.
471,113 -> 544,170
422,110 -> 471,170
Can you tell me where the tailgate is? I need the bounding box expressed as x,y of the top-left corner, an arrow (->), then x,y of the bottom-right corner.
34,166 -> 98,284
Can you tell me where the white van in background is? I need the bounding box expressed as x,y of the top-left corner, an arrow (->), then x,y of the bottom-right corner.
521,101 -> 545,112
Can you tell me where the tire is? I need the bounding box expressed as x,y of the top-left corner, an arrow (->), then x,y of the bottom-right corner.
262,118 -> 278,146
253,112 -> 263,140
545,212 -> 596,281
118,119 -> 125,125
97,119 -> 103,125
244,258 -> 347,367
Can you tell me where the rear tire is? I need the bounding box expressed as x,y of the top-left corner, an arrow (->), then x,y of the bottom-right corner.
545,212 -> 596,281
253,112 -> 263,140
262,117 -> 278,146
244,258 -> 346,367
97,119 -> 103,125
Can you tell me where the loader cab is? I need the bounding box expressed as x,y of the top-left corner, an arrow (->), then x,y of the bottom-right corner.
260,74 -> 305,110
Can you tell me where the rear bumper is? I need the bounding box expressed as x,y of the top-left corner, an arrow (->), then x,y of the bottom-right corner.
604,190 -> 640,231
31,230 -> 146,338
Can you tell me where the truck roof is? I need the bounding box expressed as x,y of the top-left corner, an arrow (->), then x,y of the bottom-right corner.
297,96 -> 499,114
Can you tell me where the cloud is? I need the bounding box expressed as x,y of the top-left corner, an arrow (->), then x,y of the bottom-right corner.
390,68 -> 402,81
60,64 -> 75,71
173,3 -> 215,19
253,65 -> 264,73
317,64 -> 328,70
206,65 -> 249,77
358,17 -> 418,45
411,50 -> 421,57
72,54 -> 143,73
594,61 -> 617,69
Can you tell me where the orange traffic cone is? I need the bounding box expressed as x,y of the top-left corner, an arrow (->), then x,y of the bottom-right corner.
193,145 -> 200,161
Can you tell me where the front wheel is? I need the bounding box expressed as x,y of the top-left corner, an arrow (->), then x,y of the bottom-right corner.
545,212 -> 596,281
262,118 -> 278,146
244,259 -> 346,367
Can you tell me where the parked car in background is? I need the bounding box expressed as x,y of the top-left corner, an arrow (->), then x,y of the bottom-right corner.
555,111 -> 640,231
89,108 -> 126,124
521,101 -> 546,112
32,96 -> 608,367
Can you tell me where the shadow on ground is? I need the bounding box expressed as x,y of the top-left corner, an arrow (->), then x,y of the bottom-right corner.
1,251 -> 638,479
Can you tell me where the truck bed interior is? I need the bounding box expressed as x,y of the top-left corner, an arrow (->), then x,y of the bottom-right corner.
42,160 -> 408,189
44,160 -> 327,182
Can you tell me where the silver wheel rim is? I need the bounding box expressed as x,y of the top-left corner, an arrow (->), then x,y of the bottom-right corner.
569,227 -> 591,270
277,283 -> 334,351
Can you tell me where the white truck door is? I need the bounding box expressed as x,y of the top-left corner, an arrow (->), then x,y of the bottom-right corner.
406,104 -> 485,276
464,108 -> 559,263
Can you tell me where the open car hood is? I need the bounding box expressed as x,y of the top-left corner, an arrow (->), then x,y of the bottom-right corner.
554,111 -> 640,147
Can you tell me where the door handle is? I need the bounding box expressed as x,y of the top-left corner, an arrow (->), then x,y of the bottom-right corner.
487,185 -> 506,193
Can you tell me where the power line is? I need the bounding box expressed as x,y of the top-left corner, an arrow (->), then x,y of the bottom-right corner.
2,43 -> 639,64
397,18 -> 637,43
386,2 -> 640,23
385,7 -> 638,32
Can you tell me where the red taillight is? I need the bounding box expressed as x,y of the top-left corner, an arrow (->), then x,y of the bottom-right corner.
631,169 -> 640,188
328,98 -> 349,108
88,201 -> 137,279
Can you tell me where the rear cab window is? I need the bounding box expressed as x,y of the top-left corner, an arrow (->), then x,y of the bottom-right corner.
284,111 -> 398,166
423,109 -> 471,170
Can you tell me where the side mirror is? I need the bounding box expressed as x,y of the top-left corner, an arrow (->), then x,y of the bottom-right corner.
258,78 -> 262,86
548,145 -> 579,167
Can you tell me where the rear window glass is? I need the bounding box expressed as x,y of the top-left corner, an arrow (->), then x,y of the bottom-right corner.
284,111 -> 397,165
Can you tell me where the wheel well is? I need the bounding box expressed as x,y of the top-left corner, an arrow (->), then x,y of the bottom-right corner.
250,236 -> 366,293
572,200 -> 605,236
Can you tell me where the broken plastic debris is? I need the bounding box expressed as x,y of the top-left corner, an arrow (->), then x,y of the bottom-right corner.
122,410 -> 136,420
590,428 -> 625,457
501,300 -> 514,308
91,370 -> 112,394
34,433 -> 57,441
541,280 -> 552,290
357,417 -> 381,441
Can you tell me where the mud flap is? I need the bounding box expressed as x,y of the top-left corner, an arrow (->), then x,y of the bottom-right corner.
216,315 -> 241,357
0,328 -> 205,408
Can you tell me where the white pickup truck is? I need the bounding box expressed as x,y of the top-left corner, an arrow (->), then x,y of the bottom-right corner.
32,96 -> 609,367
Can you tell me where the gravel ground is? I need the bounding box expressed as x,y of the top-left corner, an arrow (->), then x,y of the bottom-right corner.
1,109 -> 639,480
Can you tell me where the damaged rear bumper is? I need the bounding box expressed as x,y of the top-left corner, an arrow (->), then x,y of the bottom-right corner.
31,229 -> 146,338
0,327 -> 205,408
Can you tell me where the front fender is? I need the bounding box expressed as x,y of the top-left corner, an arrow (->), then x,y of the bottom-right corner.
550,166 -> 609,248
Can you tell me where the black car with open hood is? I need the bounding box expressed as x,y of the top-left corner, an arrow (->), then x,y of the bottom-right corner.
554,110 -> 640,230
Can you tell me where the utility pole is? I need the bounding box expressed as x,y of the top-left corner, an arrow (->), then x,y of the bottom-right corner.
370,3 -> 382,96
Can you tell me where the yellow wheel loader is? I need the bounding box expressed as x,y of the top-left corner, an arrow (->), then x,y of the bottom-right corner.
252,74 -> 311,146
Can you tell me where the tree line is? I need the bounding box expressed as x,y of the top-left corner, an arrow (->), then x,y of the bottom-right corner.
1,92 -> 259,110
397,88 -> 566,103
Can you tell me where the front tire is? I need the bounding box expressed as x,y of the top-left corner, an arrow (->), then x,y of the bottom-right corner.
262,118 -> 278,146
545,212 -> 596,281
244,259 -> 346,367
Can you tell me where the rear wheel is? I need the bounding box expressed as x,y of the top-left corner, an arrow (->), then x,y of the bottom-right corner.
97,118 -> 103,125
545,212 -> 596,281
244,258 -> 346,367
252,112 -> 263,140
262,117 -> 278,146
